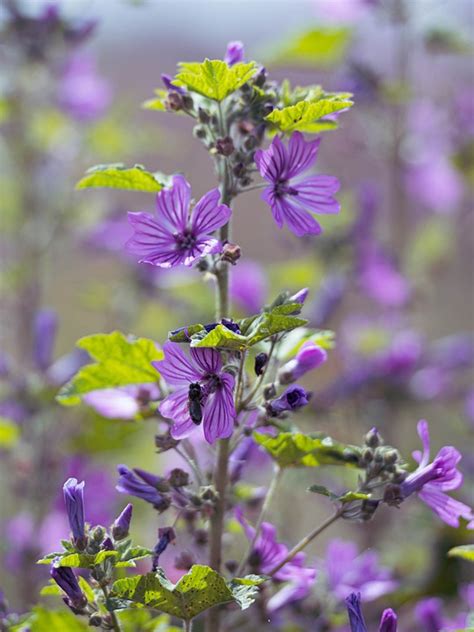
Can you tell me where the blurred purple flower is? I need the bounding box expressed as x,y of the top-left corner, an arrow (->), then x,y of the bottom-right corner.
311,274 -> 346,327
267,385 -> 311,416
345,592 -> 397,632
358,247 -> 410,308
127,175 -> 231,267
116,465 -> 169,511
63,478 -> 86,547
314,0 -> 378,24
405,158 -> 463,214
83,383 -> 160,419
224,41 -> 244,66
375,331 -> 423,378
230,260 -> 268,314
154,341 -> 236,444
414,597 -> 468,631
325,539 -> 398,602
278,341 -> 327,384
33,309 -> 57,371
58,54 -> 111,122
464,390 -> 474,428
255,132 -> 340,237
400,420 -> 474,528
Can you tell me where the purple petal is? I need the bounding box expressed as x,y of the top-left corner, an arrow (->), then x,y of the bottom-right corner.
293,175 -> 341,214
33,309 -> 58,371
155,175 -> 191,231
83,388 -> 140,418
192,188 -> 231,236
415,419 -> 431,467
269,194 -> 322,237
255,135 -> 287,183
159,387 -> 196,440
153,341 -> 202,385
418,484 -> 474,528
203,373 -> 235,443
189,347 -> 222,375
126,211 -> 175,264
285,132 -> 320,179
224,41 -> 244,66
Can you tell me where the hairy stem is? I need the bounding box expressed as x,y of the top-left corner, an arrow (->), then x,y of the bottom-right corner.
101,584 -> 121,632
236,466 -> 283,576
268,509 -> 343,577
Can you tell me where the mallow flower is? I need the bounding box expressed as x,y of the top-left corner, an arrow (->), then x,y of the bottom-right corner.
345,592 -> 397,632
267,385 -> 311,416
153,341 -> 236,444
127,175 -> 231,268
399,420 -> 474,528
254,132 -> 340,237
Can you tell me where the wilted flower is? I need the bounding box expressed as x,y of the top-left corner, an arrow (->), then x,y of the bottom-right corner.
154,341 -> 236,444
278,341 -> 327,384
116,465 -> 170,511
255,132 -> 340,237
63,478 -> 86,548
152,527 -> 176,571
400,420 -> 474,528
127,175 -> 231,268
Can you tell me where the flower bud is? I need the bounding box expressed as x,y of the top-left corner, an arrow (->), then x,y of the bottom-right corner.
155,432 -> 179,453
168,468 -> 190,488
278,342 -> 327,385
221,242 -> 241,265
198,107 -> 210,124
63,478 -> 86,549
224,41 -> 244,66
174,550 -> 196,570
51,564 -> 87,610
254,352 -> 268,376
216,136 -> 235,156
112,504 -> 133,540
267,385 -> 311,416
379,608 -> 398,632
152,527 -> 176,571
365,427 -> 382,448
89,614 -> 102,627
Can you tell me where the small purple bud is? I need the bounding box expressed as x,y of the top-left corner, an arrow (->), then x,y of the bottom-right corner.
345,592 -> 368,632
278,341 -> 327,384
152,527 -> 176,571
63,478 -> 86,549
365,427 -> 382,448
254,352 -> 268,376
33,309 -> 57,371
379,608 -> 398,632
224,41 -> 244,66
50,564 -> 87,610
290,288 -> 309,305
268,385 -> 311,416
112,504 -> 133,540
133,467 -> 170,492
102,536 -> 114,551
161,73 -> 185,95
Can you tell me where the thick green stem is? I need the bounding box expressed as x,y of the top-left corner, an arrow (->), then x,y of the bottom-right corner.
236,466 -> 283,576
268,509 -> 343,577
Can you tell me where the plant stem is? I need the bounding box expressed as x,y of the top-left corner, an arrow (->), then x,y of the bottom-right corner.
174,445 -> 203,486
236,466 -> 283,576
183,619 -> 193,632
238,337 -> 278,412
100,584 -> 121,632
267,509 -> 343,577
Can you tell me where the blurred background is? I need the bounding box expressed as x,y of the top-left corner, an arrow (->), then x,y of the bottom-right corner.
0,0 -> 473,629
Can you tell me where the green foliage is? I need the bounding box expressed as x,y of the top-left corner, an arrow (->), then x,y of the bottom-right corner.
0,417 -> 20,448
11,606 -> 89,631
142,89 -> 168,111
308,485 -> 370,504
271,27 -> 352,68
173,59 -> 257,101
57,331 -> 162,406
117,611 -> 181,632
448,545 -> 474,562
266,98 -> 353,134
38,544 -> 152,569
76,164 -> 164,192
253,432 -> 361,468
111,565 -> 263,620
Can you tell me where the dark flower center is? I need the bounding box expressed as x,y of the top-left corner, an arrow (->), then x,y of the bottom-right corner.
174,228 -> 197,251
275,179 -> 298,198
286,390 -> 300,406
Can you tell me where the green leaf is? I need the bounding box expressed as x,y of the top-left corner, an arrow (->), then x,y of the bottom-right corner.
254,432 -> 361,468
448,545 -> 474,563
191,324 -> 249,351
169,323 -> 206,343
272,27 -> 352,68
116,611 -> 181,632
265,99 -> 353,134
76,163 -> 164,192
116,545 -> 153,568
142,89 -> 168,112
0,417 -> 20,448
308,484 -> 336,499
111,566 -> 263,620
173,59 -> 257,101
38,551 -> 119,568
57,331 -> 163,406
12,606 -> 89,631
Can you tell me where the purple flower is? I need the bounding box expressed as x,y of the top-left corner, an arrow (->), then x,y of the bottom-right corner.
63,478 -> 85,547
267,385 -> 311,416
58,54 -> 111,122
345,592 -> 368,632
254,132 -> 340,237
127,175 -> 231,268
33,309 -> 57,371
154,341 -> 236,444
278,341 -> 327,384
325,539 -> 398,602
378,609 -> 397,632
152,526 -> 176,571
116,465 -> 169,511
415,596 -> 468,631
358,247 -> 410,308
112,504 -> 133,540
230,261 -> 268,314
161,73 -> 185,94
224,41 -> 244,66
236,507 -> 315,605
83,383 -> 160,419
311,274 -> 346,326
50,563 -> 86,610
405,158 -> 463,213
400,420 -> 474,528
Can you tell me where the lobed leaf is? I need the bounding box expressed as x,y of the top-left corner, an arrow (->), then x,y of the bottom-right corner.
173,59 -> 257,101
57,331 -> 162,406
76,163 -> 164,192
265,99 -> 353,134
448,545 -> 474,563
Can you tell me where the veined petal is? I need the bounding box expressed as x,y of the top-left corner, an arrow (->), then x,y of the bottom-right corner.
255,135 -> 287,183
202,373 -> 235,443
415,419 -> 431,467
271,195 -> 322,237
192,188 -> 232,235
156,175 -> 191,231
285,132 -> 320,179
153,341 -> 202,385
159,387 -> 190,422
293,175 -> 341,214
418,484 -> 474,528
126,211 -> 174,255
190,346 -> 222,374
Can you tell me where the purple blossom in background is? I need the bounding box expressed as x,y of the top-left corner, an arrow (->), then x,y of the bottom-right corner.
236,508 -> 316,610
400,420 -> 474,528
311,273 -> 346,326
116,465 -> 169,510
154,341 -> 236,444
325,539 -> 398,602
127,175 -> 231,267
464,390 -> 474,428
83,383 -> 160,419
230,260 -> 268,314
358,246 -> 410,308
267,385 -> 311,416
255,132 -> 340,237
58,54 -> 111,122
414,597 -> 468,631
378,609 -> 398,632
224,40 -> 244,66
405,158 -> 463,214
50,563 -> 86,610
63,478 -> 85,547
278,341 -> 327,384
32,309 -> 57,371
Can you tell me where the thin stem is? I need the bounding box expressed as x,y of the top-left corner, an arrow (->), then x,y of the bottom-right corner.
101,584 -> 121,632
174,445 -> 203,487
268,509 -> 343,577
235,350 -> 247,408
183,619 -> 193,632
236,466 -> 283,576
237,182 -> 267,194
238,337 -> 278,412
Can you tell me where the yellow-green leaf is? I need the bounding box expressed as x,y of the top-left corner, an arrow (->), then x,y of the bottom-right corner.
266,99 -> 353,133
448,545 -> 474,562
173,59 -> 257,101
0,417 -> 20,448
272,27 -> 352,68
76,164 -> 164,192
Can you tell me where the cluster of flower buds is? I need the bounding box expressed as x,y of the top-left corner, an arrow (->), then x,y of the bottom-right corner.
116,465 -> 191,513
